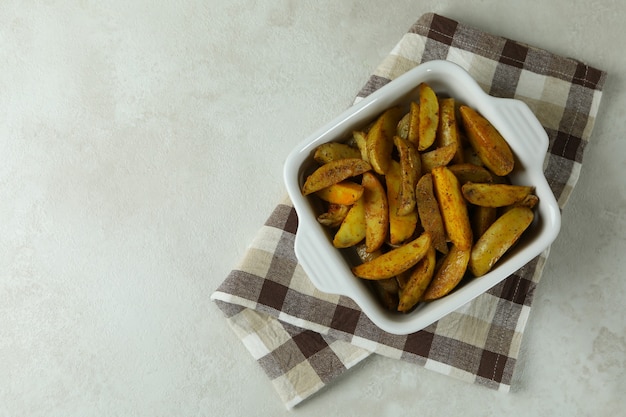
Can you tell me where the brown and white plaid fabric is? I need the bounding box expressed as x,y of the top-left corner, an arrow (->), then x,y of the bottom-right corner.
211,13 -> 607,409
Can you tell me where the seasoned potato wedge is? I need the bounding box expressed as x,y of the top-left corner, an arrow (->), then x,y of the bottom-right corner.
362,172 -> 389,253
367,106 -> 404,174
437,97 -> 463,164
448,163 -> 493,184
332,197 -> 366,248
407,101 -> 420,146
302,158 -> 371,195
459,105 -> 514,176
469,206 -> 534,277
471,205 -> 497,239
418,83 -> 439,151
462,183 -> 534,207
314,142 -> 361,164
351,131 -> 369,162
397,112 -> 410,140
394,136 -> 421,215
398,244 -> 436,312
315,181 -> 364,205
415,173 -> 448,255
317,204 -> 350,228
422,244 -> 470,301
386,161 -> 418,245
431,165 -> 473,251
421,143 -> 457,174
352,232 -> 432,280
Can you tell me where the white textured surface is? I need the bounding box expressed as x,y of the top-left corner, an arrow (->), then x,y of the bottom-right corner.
0,1 -> 624,416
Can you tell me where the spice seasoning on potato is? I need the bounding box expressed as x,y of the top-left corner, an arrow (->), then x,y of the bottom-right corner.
302,158 -> 371,195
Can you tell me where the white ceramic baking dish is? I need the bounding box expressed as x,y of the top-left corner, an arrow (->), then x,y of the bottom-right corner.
283,60 -> 561,335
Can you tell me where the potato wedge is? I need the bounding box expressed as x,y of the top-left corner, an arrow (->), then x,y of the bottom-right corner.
317,204 -> 350,228
418,83 -> 439,151
386,161 -> 418,245
315,181 -> 364,205
422,244 -> 470,300
421,143 -> 457,174
462,183 -> 534,207
471,205 -> 497,239
469,206 -> 534,277
352,232 -> 432,280
448,163 -> 493,184
394,136 -> 421,215
397,244 -> 436,312
415,173 -> 448,254
313,142 -> 361,164
397,112 -> 410,140
437,97 -> 463,164
407,101 -> 420,146
431,165 -> 473,251
332,197 -> 366,248
367,106 -> 404,174
351,131 -> 369,162
302,158 -> 371,195
362,172 -> 389,253
459,105 -> 514,176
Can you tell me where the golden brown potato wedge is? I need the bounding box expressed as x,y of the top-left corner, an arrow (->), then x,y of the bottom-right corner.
448,163 -> 493,184
362,172 -> 389,253
315,181 -> 364,205
421,143 -> 457,174
437,97 -> 463,164
469,206 -> 534,277
422,244 -> 470,301
302,158 -> 371,195
397,244 -> 436,312
367,106 -> 404,175
415,173 -> 448,254
317,204 -> 350,228
386,161 -> 418,245
418,83 -> 439,151
351,131 -> 369,162
459,105 -> 515,176
332,197 -> 366,248
397,112 -> 410,140
462,183 -> 534,207
471,205 -> 497,240
431,165 -> 473,251
352,232 -> 432,280
407,101 -> 420,146
394,136 -> 421,215
313,142 -> 361,164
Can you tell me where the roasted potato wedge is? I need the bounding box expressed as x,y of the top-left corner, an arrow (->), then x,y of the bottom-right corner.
469,206 -> 534,277
397,244 -> 436,312
362,172 -> 389,253
367,106 -> 404,174
448,163 -> 493,184
302,158 -> 371,195
317,204 -> 350,228
437,97 -> 463,164
421,143 -> 457,174
431,165 -> 473,251
394,136 -> 421,215
315,181 -> 364,205
407,101 -> 420,146
332,197 -> 366,248
313,142 -> 361,164
418,83 -> 439,151
386,161 -> 418,245
352,232 -> 432,280
459,105 -> 515,176
462,183 -> 534,207
422,244 -> 470,301
471,205 -> 497,239
351,131 -> 369,162
415,173 -> 448,254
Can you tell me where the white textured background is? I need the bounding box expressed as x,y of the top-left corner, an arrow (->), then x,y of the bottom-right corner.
1,1 -> 624,416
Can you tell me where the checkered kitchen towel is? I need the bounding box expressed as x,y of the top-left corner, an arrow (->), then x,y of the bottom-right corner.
211,13 -> 607,409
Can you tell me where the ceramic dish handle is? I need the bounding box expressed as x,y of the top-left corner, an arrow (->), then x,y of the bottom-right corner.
293,223 -> 348,295
491,98 -> 549,169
